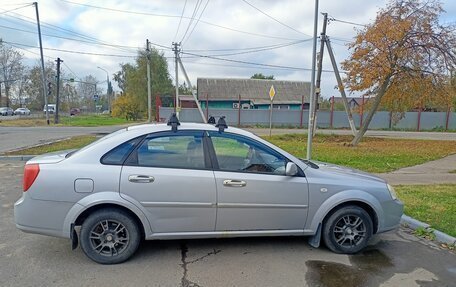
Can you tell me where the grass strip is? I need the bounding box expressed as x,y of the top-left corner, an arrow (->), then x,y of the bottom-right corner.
395,184 -> 456,237
0,115 -> 136,127
268,134 -> 456,173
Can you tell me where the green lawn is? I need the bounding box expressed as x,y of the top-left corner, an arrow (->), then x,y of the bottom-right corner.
395,184 -> 456,237
267,134 -> 456,173
0,115 -> 136,127
59,115 -> 134,126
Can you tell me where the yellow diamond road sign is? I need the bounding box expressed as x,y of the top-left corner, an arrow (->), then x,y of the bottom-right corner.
269,85 -> 276,101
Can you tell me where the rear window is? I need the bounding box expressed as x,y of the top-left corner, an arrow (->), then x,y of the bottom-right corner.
101,137 -> 142,165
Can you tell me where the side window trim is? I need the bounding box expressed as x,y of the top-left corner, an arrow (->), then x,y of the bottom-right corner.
124,130 -> 213,170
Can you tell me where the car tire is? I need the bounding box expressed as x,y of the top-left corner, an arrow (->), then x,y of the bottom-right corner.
80,208 -> 141,264
322,205 -> 373,254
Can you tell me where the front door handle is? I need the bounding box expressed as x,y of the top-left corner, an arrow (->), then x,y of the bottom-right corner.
128,175 -> 155,183
223,179 -> 247,187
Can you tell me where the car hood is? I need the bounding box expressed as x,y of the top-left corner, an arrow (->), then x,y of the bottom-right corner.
308,160 -> 386,183
27,149 -> 76,164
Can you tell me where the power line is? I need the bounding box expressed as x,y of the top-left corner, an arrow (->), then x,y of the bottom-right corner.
184,39 -> 312,52
181,51 -> 333,72
62,62 -> 78,78
240,0 -> 309,36
173,0 -> 188,42
180,0 -> 203,43
0,3 -> 32,15
196,38 -> 311,57
183,59 -> 308,71
6,42 -> 54,60
0,8 -> 135,54
60,0 -> 303,41
1,40 -> 138,58
328,16 -> 367,27
0,24 -> 147,52
182,0 -> 210,45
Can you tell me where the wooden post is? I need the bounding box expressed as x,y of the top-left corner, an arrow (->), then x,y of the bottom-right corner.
155,95 -> 161,122
238,94 -> 241,127
417,104 -> 422,131
206,93 -> 209,120
299,94 -> 304,128
360,95 -> 365,127
388,111 -> 392,129
330,96 -> 334,129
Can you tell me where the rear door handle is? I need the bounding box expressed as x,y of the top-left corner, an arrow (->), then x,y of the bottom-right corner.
128,175 -> 155,183
223,179 -> 247,187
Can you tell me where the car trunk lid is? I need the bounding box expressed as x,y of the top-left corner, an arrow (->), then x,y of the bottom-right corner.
27,149 -> 76,164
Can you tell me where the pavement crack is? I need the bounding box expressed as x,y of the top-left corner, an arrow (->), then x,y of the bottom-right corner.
179,242 -> 203,287
187,248 -> 221,264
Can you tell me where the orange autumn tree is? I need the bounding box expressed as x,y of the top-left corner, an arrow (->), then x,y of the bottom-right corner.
342,0 -> 456,145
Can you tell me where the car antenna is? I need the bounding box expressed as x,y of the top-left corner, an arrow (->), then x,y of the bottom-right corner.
215,116 -> 228,132
208,115 -> 216,124
167,113 -> 180,132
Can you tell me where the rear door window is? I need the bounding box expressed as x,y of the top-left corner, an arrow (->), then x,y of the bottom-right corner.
134,132 -> 208,169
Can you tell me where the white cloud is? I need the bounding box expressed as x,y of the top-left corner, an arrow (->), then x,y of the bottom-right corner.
2,0 -> 454,97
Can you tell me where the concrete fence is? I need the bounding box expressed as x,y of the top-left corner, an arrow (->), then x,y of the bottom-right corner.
158,107 -> 456,130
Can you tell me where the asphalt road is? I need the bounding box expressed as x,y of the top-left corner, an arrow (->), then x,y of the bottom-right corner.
1,161 -> 454,287
0,126 -> 122,153
0,125 -> 455,154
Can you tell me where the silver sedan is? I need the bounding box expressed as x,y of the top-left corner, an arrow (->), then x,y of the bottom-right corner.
14,118 -> 403,264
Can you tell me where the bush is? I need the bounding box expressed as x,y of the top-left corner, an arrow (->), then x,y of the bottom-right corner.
111,94 -> 143,121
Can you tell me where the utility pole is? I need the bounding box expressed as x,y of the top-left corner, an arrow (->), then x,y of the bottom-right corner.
146,39 -> 152,123
312,12 -> 328,135
172,42 -> 180,118
34,2 -> 49,125
306,0 -> 319,160
326,37 -> 357,135
97,66 -> 111,113
177,57 -> 207,123
55,57 -> 63,124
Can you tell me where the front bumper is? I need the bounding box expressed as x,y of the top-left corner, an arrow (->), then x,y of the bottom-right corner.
378,199 -> 404,233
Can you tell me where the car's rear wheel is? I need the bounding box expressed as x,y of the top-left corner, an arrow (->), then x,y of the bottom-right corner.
322,205 -> 373,254
80,208 -> 140,264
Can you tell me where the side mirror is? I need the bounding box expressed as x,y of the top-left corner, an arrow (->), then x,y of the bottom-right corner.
285,162 -> 298,176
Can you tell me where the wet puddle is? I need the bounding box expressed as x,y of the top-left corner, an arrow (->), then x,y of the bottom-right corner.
306,249 -> 394,287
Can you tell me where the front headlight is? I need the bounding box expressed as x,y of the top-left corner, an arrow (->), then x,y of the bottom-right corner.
387,184 -> 397,200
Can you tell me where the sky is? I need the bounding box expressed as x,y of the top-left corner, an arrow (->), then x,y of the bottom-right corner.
1,0 -> 455,99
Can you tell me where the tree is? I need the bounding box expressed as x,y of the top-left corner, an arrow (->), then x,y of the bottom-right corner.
23,61 -> 56,111
113,48 -> 173,119
342,0 -> 456,145
0,40 -> 24,107
113,63 -> 133,94
251,73 -> 275,80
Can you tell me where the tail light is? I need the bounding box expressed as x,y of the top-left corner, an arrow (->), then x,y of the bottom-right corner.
23,164 -> 40,192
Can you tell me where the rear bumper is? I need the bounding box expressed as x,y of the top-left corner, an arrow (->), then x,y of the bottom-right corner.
14,194 -> 73,239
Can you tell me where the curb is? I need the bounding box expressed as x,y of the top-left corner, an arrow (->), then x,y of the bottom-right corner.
0,155 -> 35,161
401,214 -> 456,245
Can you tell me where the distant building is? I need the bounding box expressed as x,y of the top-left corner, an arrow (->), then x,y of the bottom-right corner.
197,78 -> 311,110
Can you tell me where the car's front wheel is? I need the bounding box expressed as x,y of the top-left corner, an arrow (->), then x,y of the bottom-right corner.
322,205 -> 373,254
80,208 -> 141,264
